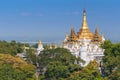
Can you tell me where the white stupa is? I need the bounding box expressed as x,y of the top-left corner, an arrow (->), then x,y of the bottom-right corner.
36,40 -> 44,55
63,9 -> 105,67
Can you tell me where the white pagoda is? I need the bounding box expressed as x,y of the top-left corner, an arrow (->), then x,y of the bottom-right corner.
35,40 -> 44,55
63,9 -> 105,67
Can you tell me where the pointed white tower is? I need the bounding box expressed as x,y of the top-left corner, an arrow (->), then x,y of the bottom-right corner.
36,40 -> 44,55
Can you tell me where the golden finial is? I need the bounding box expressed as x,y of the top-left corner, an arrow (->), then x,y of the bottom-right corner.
83,8 -> 86,16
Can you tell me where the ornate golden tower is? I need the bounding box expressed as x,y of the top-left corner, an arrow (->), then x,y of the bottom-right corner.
68,27 -> 77,43
77,9 -> 93,40
92,27 -> 102,44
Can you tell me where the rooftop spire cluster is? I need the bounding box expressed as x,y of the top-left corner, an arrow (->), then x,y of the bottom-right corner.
63,9 -> 105,67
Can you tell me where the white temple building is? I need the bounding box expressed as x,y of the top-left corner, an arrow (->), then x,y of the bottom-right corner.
35,40 -> 44,55
63,9 -> 105,67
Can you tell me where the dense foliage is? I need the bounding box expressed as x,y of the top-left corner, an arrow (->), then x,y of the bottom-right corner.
37,40 -> 120,80
0,40 -> 120,80
0,54 -> 36,80
0,40 -> 25,55
38,48 -> 83,80
102,40 -> 120,80
67,60 -> 104,80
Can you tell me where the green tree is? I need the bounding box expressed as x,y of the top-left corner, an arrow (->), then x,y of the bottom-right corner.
26,48 -> 37,65
102,40 -> 120,79
67,60 -> 104,80
0,54 -> 36,80
38,48 -> 82,79
0,40 -> 25,55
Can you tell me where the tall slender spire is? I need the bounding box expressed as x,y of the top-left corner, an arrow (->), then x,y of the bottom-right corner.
83,8 -> 86,16
77,9 -> 93,40
82,8 -> 88,29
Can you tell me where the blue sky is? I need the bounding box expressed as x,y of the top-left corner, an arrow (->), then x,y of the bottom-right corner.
0,0 -> 120,42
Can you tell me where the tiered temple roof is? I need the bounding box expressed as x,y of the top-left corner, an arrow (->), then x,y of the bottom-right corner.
65,9 -> 103,44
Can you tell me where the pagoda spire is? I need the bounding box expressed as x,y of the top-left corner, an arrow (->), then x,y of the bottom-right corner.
77,9 -> 93,40
82,8 -> 88,29
69,27 -> 76,43
95,27 -> 99,34
92,26 -> 102,44
70,27 -> 75,37
65,32 -> 69,39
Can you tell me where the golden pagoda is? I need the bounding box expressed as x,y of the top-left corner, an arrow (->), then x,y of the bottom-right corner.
63,9 -> 105,67
77,9 -> 93,40
92,27 -> 102,44
68,27 -> 77,43
64,9 -> 104,44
